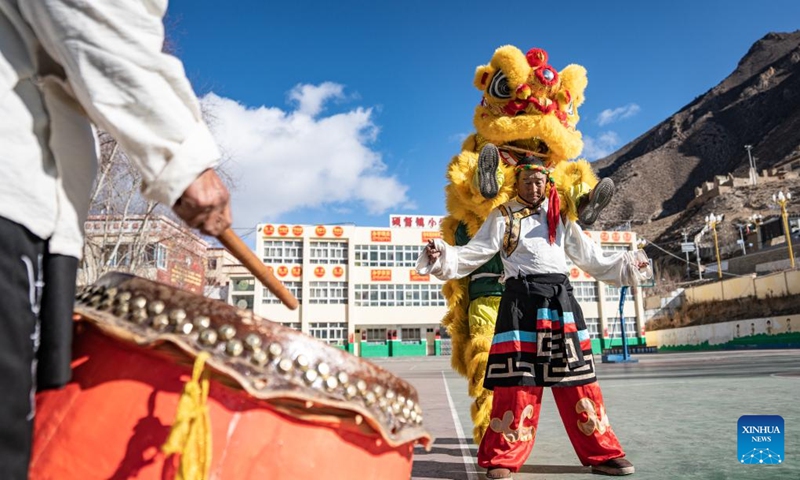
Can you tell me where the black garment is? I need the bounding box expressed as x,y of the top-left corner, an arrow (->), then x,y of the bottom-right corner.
483,273 -> 597,390
0,217 -> 46,479
0,217 -> 77,479
37,253 -> 78,390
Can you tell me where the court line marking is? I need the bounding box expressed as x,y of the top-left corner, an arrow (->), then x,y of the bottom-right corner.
442,371 -> 479,480
770,372 -> 800,379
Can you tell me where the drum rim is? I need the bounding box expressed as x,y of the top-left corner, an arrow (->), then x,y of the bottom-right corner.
75,272 -> 432,449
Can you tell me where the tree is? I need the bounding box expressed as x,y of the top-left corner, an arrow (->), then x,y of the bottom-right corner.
79,129 -> 235,289
78,21 -> 237,288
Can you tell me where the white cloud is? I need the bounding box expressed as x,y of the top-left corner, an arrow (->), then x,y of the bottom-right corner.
448,132 -> 469,143
582,132 -> 621,160
287,82 -> 344,117
201,85 -> 409,228
596,103 -> 640,126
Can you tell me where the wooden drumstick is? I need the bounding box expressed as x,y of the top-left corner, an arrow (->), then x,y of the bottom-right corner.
217,228 -> 299,310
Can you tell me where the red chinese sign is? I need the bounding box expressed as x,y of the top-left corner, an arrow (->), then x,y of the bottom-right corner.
263,224 -> 274,236
315,225 -> 327,236
371,230 -> 392,242
410,270 -> 429,282
371,269 -> 392,281
421,231 -> 441,242
278,225 -> 289,236
390,215 -> 444,229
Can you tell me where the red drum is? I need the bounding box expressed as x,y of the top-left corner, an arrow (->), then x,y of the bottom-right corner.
31,273 -> 431,480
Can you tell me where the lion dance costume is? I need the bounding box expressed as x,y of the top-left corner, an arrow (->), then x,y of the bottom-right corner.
441,45 -> 613,443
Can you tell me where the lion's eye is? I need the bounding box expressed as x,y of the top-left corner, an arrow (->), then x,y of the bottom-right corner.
488,71 -> 512,99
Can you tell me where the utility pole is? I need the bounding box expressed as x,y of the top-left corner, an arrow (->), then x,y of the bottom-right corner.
745,144 -> 757,185
774,191 -> 795,269
750,214 -> 763,251
682,229 -> 691,279
734,223 -> 747,256
694,226 -> 706,280
706,213 -> 724,280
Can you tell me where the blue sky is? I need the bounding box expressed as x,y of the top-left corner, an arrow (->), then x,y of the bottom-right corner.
165,0 -> 800,238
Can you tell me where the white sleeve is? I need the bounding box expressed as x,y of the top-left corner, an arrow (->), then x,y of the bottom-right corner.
416,209 -> 504,281
21,0 -> 220,206
564,220 -> 652,286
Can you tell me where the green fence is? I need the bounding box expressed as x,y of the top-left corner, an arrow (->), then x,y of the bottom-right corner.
390,340 -> 428,357
359,342 -> 390,357
356,340 -> 437,357
358,337 -> 652,357
599,337 -> 647,350
589,337 -> 647,354
659,331 -> 800,352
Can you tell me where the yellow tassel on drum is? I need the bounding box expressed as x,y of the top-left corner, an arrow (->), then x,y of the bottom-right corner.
162,352 -> 212,480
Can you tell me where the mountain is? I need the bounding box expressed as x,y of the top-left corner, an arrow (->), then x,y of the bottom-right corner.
593,31 -> 800,251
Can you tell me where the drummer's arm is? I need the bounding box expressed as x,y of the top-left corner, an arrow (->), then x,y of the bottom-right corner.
21,1 -> 230,235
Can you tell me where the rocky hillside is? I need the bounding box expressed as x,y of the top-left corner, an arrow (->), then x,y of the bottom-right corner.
593,31 -> 800,250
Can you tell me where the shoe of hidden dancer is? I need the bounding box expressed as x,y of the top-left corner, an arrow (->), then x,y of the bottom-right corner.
591,457 -> 635,476
484,467 -> 513,480
578,177 -> 615,226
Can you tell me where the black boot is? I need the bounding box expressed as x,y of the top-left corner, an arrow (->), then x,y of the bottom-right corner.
591,457 -> 635,476
578,177 -> 615,225
477,143 -> 500,199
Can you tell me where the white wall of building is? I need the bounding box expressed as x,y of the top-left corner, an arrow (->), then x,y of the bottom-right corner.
223,221 -> 647,348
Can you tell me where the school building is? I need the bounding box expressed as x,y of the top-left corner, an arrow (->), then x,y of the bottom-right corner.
221,215 -> 648,357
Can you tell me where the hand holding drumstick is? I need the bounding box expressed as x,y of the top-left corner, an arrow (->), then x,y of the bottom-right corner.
173,169 -> 298,310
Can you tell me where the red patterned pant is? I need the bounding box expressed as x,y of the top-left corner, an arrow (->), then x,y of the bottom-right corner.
477,383 -> 625,472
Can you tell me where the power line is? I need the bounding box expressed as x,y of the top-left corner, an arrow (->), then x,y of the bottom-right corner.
639,236 -> 749,279
641,237 -> 696,265
233,226 -> 257,238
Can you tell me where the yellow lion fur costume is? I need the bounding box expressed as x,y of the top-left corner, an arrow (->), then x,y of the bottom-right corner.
440,45 -> 606,443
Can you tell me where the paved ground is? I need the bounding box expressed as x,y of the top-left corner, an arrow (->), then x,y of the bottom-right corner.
372,350 -> 800,480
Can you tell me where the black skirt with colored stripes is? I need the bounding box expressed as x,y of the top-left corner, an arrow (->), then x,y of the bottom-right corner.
483,273 -> 597,389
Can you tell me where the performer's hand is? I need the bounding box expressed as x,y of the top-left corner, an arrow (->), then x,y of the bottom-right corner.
173,169 -> 232,236
635,259 -> 650,270
425,239 -> 441,262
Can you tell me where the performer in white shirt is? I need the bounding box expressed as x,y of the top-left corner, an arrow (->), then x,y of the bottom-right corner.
0,1 -> 231,477
418,156 -> 651,479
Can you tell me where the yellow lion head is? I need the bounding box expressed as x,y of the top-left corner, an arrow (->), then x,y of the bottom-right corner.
472,45 -> 588,164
